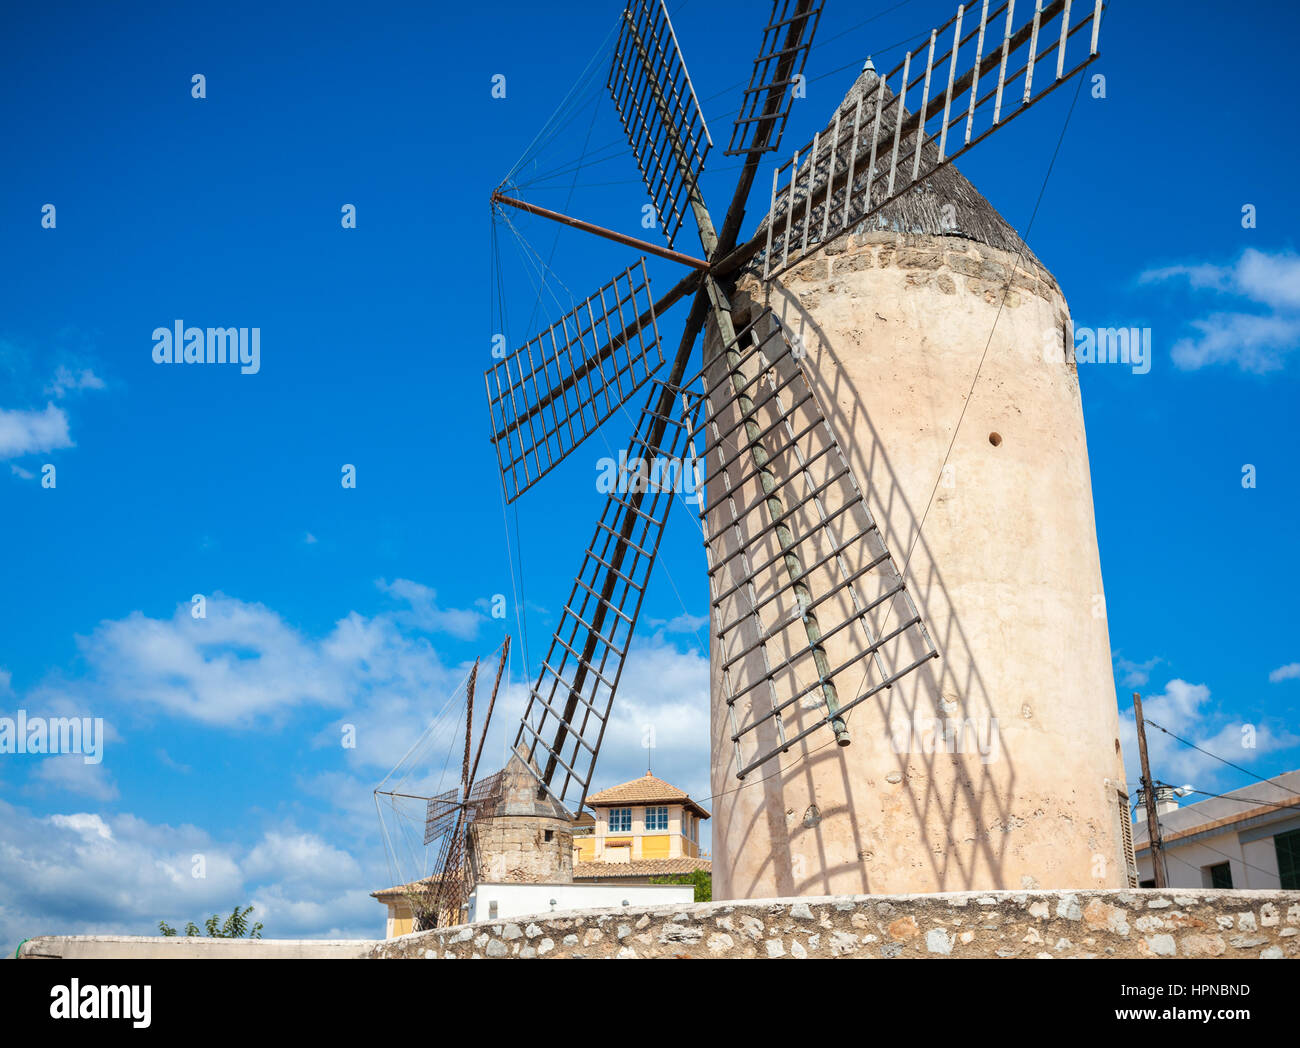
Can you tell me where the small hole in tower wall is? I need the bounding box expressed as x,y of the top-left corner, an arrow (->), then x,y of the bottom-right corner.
732,308 -> 755,350
989,432 -> 1003,447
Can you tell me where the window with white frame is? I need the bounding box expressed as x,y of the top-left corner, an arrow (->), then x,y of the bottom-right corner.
608,807 -> 632,833
646,806 -> 668,831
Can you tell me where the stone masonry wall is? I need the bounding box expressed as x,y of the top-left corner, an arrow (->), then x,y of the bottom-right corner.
469,816 -> 573,885
369,890 -> 1300,959
766,229 -> 1064,321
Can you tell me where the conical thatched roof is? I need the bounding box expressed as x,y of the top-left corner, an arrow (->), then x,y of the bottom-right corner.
470,746 -> 572,820
753,67 -> 1044,274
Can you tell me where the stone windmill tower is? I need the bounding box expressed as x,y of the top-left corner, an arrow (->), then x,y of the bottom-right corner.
704,57 -> 1132,899
485,0 -> 1133,901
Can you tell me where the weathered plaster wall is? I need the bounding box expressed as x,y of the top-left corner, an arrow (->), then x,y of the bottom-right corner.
368,890 -> 1300,959
704,231 -> 1129,900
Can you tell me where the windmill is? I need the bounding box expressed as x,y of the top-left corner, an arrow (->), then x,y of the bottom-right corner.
374,636 -> 510,929
486,0 -> 1107,841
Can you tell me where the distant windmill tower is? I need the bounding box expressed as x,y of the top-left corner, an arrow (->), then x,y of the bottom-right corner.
486,0 -> 1136,900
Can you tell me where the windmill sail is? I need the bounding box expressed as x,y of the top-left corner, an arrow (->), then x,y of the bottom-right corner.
373,639 -> 511,930
764,0 -> 1103,282
515,379 -> 701,813
725,0 -> 826,158
608,0 -> 713,249
467,770 -> 507,823
696,311 -> 938,779
422,787 -> 461,845
485,260 -> 664,504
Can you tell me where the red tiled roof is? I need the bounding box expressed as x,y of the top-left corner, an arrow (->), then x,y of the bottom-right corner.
374,857 -> 710,897
584,772 -> 711,819
575,857 -> 711,880
370,877 -> 440,899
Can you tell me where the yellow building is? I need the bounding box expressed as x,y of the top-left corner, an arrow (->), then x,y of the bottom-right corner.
573,772 -> 709,865
370,877 -> 437,939
371,772 -> 711,937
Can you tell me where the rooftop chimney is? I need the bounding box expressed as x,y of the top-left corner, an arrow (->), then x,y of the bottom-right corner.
1137,785 -> 1180,815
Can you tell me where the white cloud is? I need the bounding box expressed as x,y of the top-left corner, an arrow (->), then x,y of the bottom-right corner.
1139,262 -> 1231,292
156,748 -> 192,773
649,612 -> 710,635
1236,250 -> 1300,310
355,633 -> 712,815
49,812 -> 113,840
0,403 -> 72,459
1117,678 -> 1300,789
0,800 -> 383,956
581,638 -> 711,802
27,757 -> 119,802
1142,248 -> 1300,311
1140,248 -> 1300,373
1169,313 -> 1300,373
45,366 -> 105,399
1269,663 -> 1300,683
61,592 -> 472,757
242,831 -> 362,891
78,596 -> 350,725
376,578 -> 482,640
10,463 -> 34,479
1114,654 -> 1162,689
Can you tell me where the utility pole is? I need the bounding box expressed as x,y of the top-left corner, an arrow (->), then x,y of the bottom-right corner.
1132,692 -> 1168,888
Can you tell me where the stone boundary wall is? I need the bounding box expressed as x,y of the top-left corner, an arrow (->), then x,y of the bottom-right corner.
369,890 -> 1300,959
18,936 -> 374,959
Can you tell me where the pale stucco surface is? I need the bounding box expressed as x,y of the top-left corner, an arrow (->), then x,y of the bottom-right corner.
704,231 -> 1128,900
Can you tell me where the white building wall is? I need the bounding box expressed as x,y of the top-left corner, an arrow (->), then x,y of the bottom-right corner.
1242,838 -> 1282,886
466,882 -> 694,923
1137,829 -> 1283,889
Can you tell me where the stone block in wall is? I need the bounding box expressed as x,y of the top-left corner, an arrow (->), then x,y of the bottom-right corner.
834,253 -> 873,275
1010,268 -> 1040,294
898,248 -> 943,270
792,259 -> 829,283
852,230 -> 900,249
964,277 -> 1016,307
946,252 -> 1007,283
946,253 -> 984,279
977,258 -> 1009,283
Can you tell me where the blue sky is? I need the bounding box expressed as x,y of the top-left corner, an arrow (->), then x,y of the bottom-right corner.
1,0 -> 1297,952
